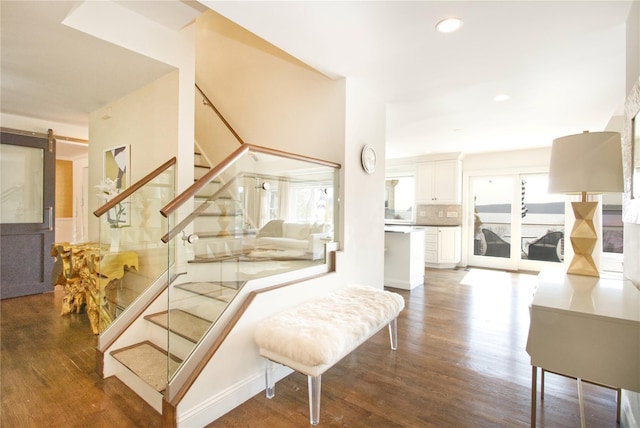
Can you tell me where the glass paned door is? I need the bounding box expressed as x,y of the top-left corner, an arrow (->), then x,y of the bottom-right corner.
468,173 -> 566,271
519,174 -> 565,265
1,132 -> 55,299
469,175 -> 517,270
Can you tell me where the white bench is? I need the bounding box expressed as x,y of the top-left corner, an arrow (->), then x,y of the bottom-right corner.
254,284 -> 405,425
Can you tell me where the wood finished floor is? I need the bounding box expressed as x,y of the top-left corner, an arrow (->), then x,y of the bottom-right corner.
1,268 -> 619,427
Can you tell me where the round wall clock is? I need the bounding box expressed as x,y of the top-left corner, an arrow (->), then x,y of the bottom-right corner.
361,144 -> 377,174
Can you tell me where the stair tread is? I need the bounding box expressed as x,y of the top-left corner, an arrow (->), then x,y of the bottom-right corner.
175,281 -> 240,298
111,341 -> 181,392
145,309 -> 212,343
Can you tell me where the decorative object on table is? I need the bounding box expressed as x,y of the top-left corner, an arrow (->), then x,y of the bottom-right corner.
548,131 -> 623,277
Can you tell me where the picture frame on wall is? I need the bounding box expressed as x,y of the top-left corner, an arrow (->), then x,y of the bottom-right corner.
102,145 -> 130,227
104,145 -> 129,190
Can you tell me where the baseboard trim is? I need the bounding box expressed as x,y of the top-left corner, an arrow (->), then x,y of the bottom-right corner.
177,365 -> 292,427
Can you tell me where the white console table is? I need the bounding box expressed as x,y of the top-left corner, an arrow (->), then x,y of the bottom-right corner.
526,268 -> 640,427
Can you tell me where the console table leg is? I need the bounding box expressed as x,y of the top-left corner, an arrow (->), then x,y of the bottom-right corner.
577,378 -> 586,428
531,365 -> 537,428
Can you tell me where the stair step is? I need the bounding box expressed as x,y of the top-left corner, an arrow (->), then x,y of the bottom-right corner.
175,281 -> 240,299
145,309 -> 212,343
111,341 -> 182,392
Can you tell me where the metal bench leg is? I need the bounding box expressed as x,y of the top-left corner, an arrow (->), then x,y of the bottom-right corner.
308,374 -> 321,426
388,317 -> 398,350
265,359 -> 276,399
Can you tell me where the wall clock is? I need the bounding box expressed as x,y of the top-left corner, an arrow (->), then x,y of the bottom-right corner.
361,144 -> 377,174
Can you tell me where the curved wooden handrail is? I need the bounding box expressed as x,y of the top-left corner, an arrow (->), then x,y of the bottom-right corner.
160,143 -> 341,220
93,157 -> 176,218
196,83 -> 247,146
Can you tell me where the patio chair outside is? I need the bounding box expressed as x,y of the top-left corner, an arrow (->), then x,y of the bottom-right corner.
527,231 -> 563,262
481,228 -> 511,258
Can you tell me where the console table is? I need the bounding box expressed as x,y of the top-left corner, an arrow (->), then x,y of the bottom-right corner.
526,268 -> 640,427
51,242 -> 138,334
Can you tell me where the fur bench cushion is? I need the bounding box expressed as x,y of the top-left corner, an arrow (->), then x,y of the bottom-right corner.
254,285 -> 405,368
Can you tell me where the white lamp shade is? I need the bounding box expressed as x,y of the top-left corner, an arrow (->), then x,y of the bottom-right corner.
548,131 -> 623,194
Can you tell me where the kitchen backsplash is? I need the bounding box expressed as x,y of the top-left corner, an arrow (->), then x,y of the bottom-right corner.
415,204 -> 462,226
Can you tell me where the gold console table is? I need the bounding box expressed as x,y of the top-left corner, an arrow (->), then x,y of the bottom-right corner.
51,242 -> 138,334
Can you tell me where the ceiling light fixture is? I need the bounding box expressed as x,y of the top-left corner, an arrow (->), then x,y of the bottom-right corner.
436,17 -> 463,33
493,94 -> 510,102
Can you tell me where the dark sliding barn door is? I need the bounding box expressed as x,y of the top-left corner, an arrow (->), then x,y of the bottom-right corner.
1,131 -> 55,299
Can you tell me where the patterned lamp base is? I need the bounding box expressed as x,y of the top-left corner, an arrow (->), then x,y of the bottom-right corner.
567,201 -> 599,277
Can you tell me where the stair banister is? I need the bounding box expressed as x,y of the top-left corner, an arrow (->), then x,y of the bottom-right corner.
196,83 -> 247,146
94,157 -> 177,218
159,143 -> 341,241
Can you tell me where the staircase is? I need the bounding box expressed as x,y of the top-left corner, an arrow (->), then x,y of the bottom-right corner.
103,149 -> 245,408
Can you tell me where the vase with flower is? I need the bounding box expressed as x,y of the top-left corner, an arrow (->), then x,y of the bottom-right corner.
96,178 -> 129,252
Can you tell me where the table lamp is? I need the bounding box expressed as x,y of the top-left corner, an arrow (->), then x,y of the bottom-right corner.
548,131 -> 623,277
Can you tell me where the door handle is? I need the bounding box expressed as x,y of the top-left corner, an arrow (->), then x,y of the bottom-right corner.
46,206 -> 53,231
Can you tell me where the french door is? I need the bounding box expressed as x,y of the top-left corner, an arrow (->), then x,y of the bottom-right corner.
467,173 -> 565,271
1,131 -> 55,299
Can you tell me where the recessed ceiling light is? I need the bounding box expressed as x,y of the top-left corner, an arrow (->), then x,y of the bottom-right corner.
436,17 -> 463,33
493,94 -> 510,102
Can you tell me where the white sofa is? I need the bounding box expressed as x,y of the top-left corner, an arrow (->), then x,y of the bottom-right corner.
248,220 -> 330,260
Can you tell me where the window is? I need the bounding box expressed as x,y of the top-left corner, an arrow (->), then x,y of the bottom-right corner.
385,176 -> 414,222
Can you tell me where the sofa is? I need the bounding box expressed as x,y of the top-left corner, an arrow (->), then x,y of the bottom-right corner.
247,219 -> 331,260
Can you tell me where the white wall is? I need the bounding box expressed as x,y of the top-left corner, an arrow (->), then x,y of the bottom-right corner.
342,77 -> 387,287
88,70 -> 182,240
195,11 -> 344,165
622,2 -> 640,426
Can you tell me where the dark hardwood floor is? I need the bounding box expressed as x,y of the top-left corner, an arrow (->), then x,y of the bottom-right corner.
1,268 -> 619,427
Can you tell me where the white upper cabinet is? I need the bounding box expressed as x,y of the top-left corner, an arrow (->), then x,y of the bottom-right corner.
415,160 -> 461,204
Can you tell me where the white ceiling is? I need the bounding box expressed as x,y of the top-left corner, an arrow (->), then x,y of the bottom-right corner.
1,1 -> 633,160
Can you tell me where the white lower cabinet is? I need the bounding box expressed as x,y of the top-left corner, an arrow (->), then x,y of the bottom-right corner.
384,229 -> 425,290
423,226 -> 461,269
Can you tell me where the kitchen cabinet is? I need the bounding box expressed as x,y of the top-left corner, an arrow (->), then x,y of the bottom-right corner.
424,226 -> 461,269
415,160 -> 461,204
384,227 -> 425,290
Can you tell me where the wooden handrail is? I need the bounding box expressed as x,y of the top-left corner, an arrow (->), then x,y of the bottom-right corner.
160,145 -> 250,219
160,172 -> 243,244
196,83 -> 247,146
159,143 -> 341,220
93,157 -> 176,218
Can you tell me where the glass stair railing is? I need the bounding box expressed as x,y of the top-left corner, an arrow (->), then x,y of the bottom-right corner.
93,157 -> 176,334
161,143 -> 340,381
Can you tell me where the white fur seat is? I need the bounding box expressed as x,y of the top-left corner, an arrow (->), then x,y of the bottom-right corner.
254,284 -> 405,425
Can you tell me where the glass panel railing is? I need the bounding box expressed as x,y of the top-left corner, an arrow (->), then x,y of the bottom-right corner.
162,145 -> 340,381
94,159 -> 175,334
